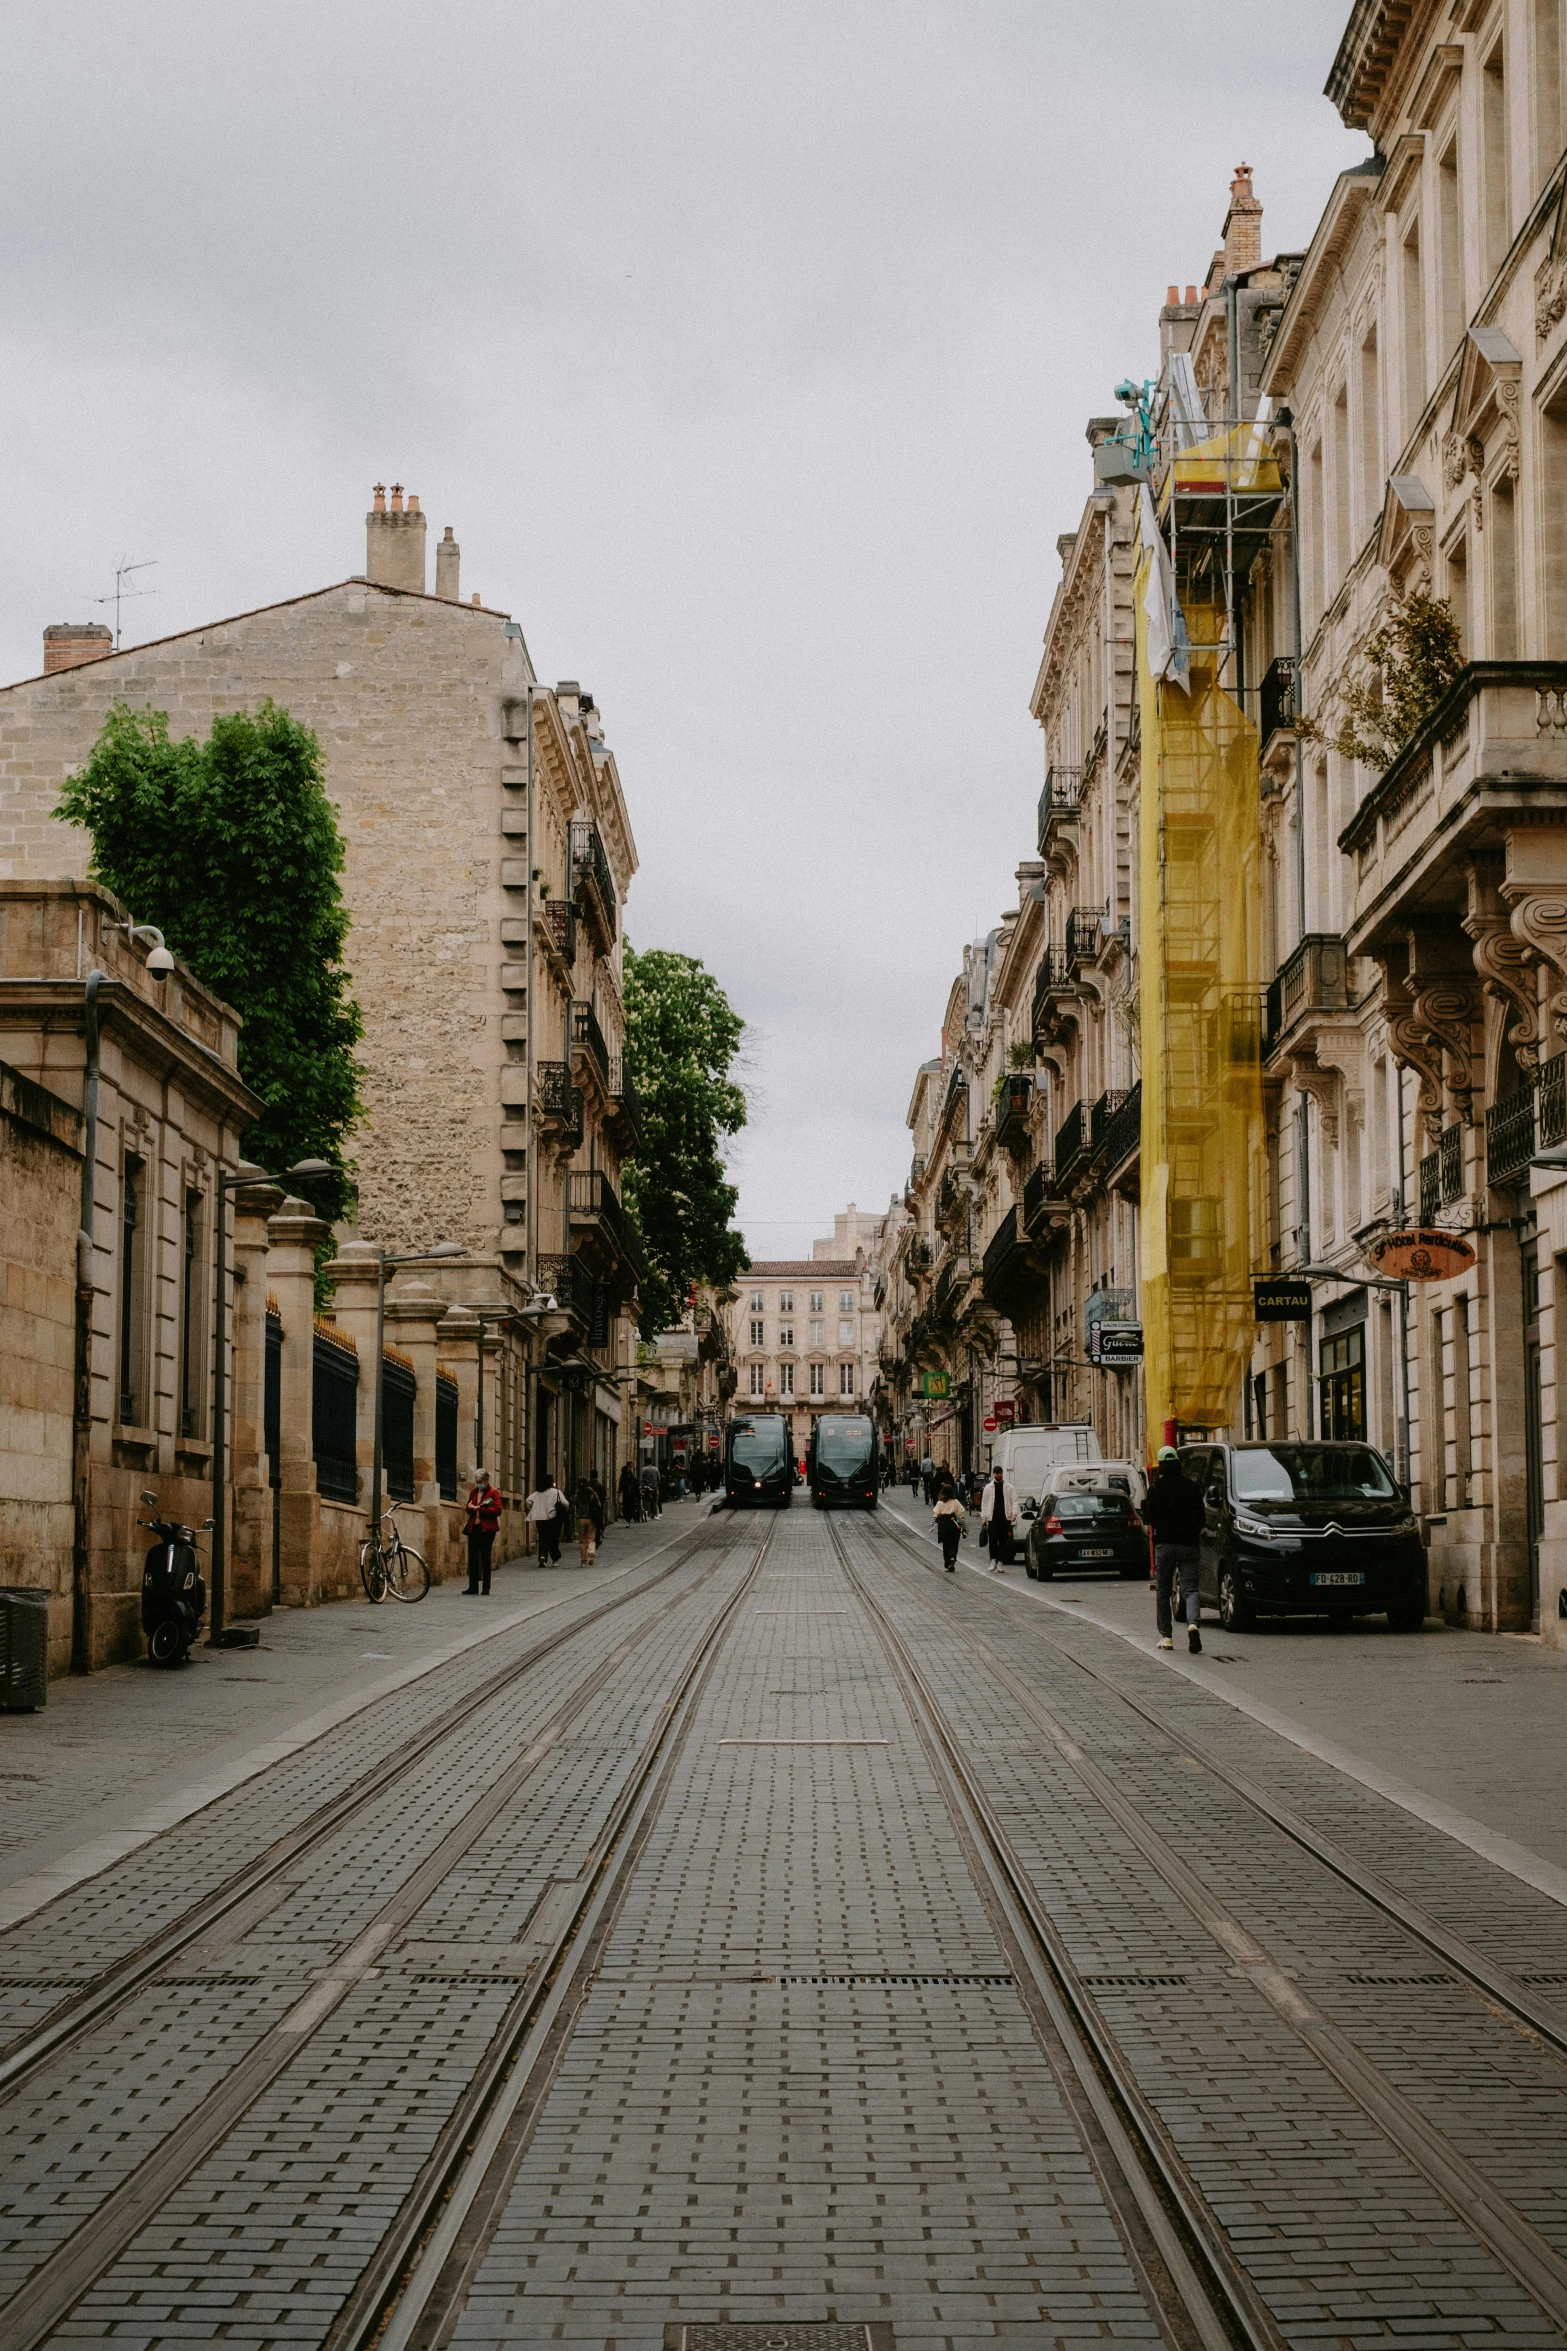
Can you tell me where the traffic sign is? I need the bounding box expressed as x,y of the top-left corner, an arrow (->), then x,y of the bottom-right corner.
983,1414 -> 998,1434
643,1421 -> 653,1436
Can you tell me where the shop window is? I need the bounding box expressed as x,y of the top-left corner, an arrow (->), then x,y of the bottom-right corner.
1319,1326 -> 1366,1441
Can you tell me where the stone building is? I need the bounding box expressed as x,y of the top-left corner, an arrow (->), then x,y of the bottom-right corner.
726,1215 -> 882,1459
1249,0 -> 1567,1640
0,485 -> 644,1597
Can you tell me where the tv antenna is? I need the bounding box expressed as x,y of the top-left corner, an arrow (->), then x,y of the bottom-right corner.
92,555 -> 158,648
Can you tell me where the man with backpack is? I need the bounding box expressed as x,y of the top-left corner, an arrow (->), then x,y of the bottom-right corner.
1143,1445 -> 1205,1653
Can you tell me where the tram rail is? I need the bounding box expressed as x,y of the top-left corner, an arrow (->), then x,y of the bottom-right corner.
833,1505 -> 1567,2341
0,1507 -> 770,2351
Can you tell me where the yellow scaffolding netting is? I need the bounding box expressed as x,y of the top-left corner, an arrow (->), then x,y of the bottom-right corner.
1136,587 -> 1266,1447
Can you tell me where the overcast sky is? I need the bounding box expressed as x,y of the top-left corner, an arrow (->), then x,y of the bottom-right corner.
3,1 -> 1367,1260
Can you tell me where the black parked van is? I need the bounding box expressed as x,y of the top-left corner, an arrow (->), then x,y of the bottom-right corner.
1178,1441 -> 1426,1632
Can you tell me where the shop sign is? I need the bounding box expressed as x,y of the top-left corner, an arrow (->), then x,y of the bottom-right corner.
1365,1228 -> 1477,1282
922,1371 -> 950,1399
1089,1320 -> 1144,1364
992,1398 -> 1016,1424
1253,1277 -> 1313,1322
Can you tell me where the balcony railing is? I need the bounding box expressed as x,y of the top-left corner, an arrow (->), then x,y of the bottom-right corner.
570,817 -> 617,952
537,1251 -> 596,1329
537,1060 -> 585,1147
1031,948 -> 1072,1037
1263,934 -> 1353,1057
936,1168 -> 966,1227
1487,1052 -> 1567,1188
1259,654 -> 1296,745
980,1203 -> 1030,1305
1054,1101 -> 1089,1185
570,1166 -> 644,1273
1022,1164 -> 1053,1233
542,898 -> 578,968
1065,907 -> 1103,976
1098,1081 -> 1141,1172
607,1055 -> 643,1145
1417,1122 -> 1465,1222
994,1073 -> 1034,1150
938,1065 -> 968,1144
1089,1087 -> 1129,1160
906,1235 -> 933,1274
572,997 -> 611,1083
1036,764 -> 1083,854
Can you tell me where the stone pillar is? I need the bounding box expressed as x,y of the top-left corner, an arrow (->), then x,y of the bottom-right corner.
387,1279 -> 443,1571
267,1197 -> 330,1607
230,1179 -> 282,1619
324,1241 -> 383,1506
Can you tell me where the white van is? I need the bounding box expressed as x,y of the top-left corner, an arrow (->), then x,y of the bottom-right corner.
990,1424 -> 1102,1510
1046,1459 -> 1148,1510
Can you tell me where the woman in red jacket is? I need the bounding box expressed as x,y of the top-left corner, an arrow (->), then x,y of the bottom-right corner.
464,1470 -> 503,1594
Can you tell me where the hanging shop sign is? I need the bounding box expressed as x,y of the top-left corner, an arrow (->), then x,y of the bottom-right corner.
992,1398 -> 1017,1424
1364,1228 -> 1477,1283
921,1371 -> 950,1399
1089,1320 -> 1144,1365
1253,1277 -> 1313,1322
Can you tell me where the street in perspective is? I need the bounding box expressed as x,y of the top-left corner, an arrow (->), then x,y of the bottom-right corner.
5,1 -> 1567,2345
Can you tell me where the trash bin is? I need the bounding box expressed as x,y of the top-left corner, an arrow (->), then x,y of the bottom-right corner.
0,1587 -> 50,1711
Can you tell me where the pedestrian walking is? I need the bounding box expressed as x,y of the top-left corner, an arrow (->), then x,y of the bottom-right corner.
618,1461 -> 641,1524
574,1475 -> 605,1566
526,1469 -> 566,1566
463,1468 -> 503,1594
920,1450 -> 936,1504
979,1463 -> 1017,1570
932,1476 -> 966,1572
1144,1445 -> 1204,1653
640,1463 -> 662,1519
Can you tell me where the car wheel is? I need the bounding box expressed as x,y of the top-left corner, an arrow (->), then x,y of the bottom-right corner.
1036,1559 -> 1054,1581
1385,1593 -> 1426,1632
1217,1569 -> 1252,1633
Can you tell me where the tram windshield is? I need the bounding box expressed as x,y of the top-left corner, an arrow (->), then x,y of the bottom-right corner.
816,1415 -> 874,1473
729,1417 -> 790,1476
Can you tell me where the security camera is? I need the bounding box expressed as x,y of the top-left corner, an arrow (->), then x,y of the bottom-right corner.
145,944 -> 175,981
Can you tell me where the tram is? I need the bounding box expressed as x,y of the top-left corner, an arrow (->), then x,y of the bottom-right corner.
724,1413 -> 795,1508
807,1411 -> 878,1509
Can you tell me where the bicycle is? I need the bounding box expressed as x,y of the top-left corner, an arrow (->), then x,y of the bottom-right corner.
358,1501 -> 431,1603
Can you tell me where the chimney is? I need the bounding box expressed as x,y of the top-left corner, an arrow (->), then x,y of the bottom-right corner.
365,479 -> 427,592
43,622 -> 113,674
435,524 -> 460,601
1222,163 -> 1262,277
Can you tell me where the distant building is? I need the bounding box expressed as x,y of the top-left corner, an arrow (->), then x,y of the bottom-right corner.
727,1215 -> 883,1455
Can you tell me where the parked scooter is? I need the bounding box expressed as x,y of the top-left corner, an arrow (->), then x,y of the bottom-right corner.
138,1490 -> 211,1665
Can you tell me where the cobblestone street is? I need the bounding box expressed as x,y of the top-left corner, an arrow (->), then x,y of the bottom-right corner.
4,1501 -> 1567,2351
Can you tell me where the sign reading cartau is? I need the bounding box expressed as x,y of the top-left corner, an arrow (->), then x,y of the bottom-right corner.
1253,1277 -> 1313,1322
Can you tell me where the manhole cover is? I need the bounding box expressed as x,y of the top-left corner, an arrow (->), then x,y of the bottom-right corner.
665,2330 -> 894,2351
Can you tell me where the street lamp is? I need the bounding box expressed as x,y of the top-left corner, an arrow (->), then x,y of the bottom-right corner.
365,1242 -> 469,1542
210,1157 -> 333,1645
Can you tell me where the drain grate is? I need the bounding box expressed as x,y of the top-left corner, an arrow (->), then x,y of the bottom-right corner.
665,2328 -> 895,2350
769,1972 -> 1012,1988
1344,1971 -> 1454,1986
1081,1972 -> 1189,1989
1522,1971 -> 1567,1985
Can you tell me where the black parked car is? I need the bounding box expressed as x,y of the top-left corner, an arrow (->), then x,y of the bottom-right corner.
1024,1486 -> 1148,1581
1178,1440 -> 1426,1632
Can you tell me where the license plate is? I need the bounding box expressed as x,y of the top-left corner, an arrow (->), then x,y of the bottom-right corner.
1078,1547 -> 1113,1559
1309,1571 -> 1365,1587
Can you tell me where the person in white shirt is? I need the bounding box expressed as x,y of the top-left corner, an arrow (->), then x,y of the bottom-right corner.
526,1471 -> 566,1566
978,1465 -> 1017,1571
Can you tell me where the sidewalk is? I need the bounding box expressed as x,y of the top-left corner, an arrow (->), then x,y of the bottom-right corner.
878,1489 -> 1567,1896
0,1500 -> 714,1922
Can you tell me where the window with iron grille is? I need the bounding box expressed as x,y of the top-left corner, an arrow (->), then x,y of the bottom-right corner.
436,1373 -> 458,1501
382,1354 -> 416,1503
312,1329 -> 359,1505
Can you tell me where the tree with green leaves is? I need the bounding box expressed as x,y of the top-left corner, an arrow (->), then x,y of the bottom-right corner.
1300,591 -> 1464,773
57,701 -> 364,1221
621,943 -> 748,1335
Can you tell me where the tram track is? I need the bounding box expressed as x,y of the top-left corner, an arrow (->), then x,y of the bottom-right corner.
0,1505 -> 730,2103
0,1508 -> 770,2351
832,1503 -> 1567,2341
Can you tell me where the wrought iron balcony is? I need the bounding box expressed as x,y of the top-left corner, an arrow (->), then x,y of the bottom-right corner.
1259,654 -> 1296,746
1097,1081 -> 1141,1173
571,997 -> 611,1083
536,1251 -> 596,1329
1488,1051 -> 1567,1188
938,1065 -> 969,1143
537,1060 -> 585,1148
570,817 -> 617,953
1089,1087 -> 1129,1160
936,1168 -> 966,1227
1419,1124 -> 1465,1220
906,1235 -> 933,1275
1030,949 -> 1073,1039
1065,907 -> 1104,976
1022,1163 -> 1052,1233
607,1055 -> 644,1146
541,897 -> 578,970
980,1203 -> 1030,1307
570,1166 -> 644,1274
1262,934 -> 1353,1058
994,1073 -> 1034,1151
1037,764 -> 1083,854
1053,1100 -> 1089,1186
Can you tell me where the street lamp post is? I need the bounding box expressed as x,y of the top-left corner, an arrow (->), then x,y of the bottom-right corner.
210,1157 -> 333,1645
368,1243 -> 468,1544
